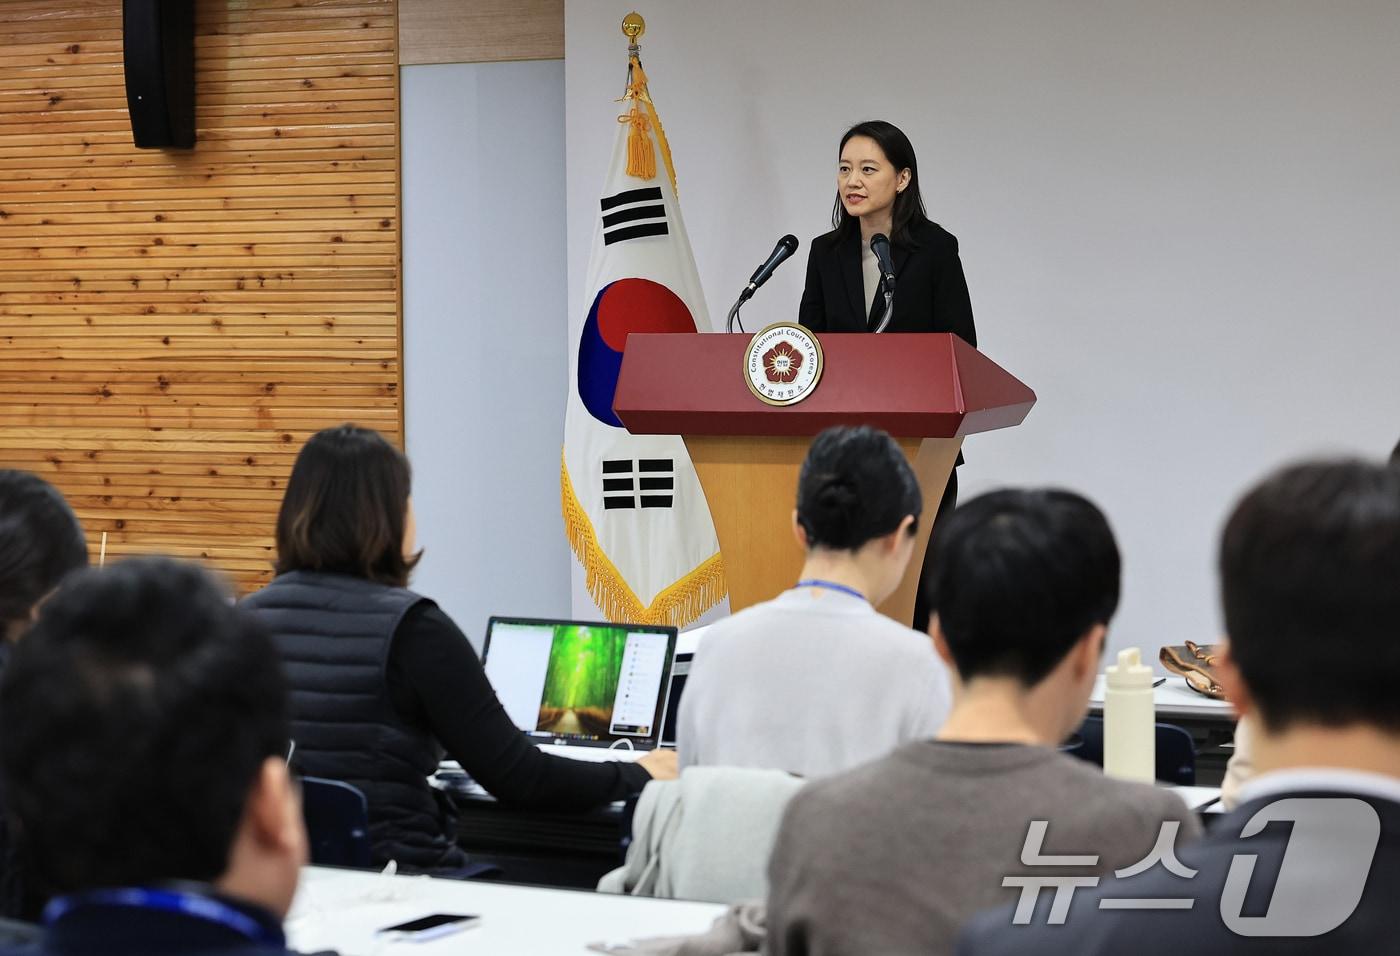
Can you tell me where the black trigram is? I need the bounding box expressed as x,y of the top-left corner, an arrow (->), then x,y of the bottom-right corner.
602,458 -> 674,509
601,187 -> 668,245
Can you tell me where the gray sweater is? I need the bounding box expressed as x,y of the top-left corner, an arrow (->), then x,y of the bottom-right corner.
765,740 -> 1201,956
678,587 -> 951,780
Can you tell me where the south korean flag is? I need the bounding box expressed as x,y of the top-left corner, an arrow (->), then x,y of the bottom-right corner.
561,53 -> 725,628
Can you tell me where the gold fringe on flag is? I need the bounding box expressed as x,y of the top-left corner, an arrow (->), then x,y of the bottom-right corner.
561,447 -> 727,627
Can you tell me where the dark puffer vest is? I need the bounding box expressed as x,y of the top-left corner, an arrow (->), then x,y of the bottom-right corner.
241,570 -> 465,871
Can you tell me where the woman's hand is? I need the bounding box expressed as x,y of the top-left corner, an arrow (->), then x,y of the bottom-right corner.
637,747 -> 679,780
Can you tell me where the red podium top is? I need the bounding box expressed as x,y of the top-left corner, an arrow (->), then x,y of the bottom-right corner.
613,332 -> 1035,438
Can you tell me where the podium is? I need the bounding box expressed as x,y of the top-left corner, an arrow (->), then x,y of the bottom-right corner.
613,332 -> 1035,626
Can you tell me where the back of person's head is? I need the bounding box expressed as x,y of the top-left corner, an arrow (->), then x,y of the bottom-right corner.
924,489 -> 1121,685
276,423 -> 419,587
0,470 -> 87,642
0,557 -> 300,906
796,426 -> 921,552
1220,459 -> 1400,733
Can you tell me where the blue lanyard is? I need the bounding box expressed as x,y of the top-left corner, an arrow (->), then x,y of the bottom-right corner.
44,888 -> 284,947
795,579 -> 868,603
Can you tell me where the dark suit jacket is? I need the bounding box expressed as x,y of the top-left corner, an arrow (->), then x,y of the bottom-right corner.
797,217 -> 976,345
1,890 -> 300,956
957,790 -> 1400,956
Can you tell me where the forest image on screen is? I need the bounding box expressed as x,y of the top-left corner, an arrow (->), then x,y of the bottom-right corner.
536,624 -> 626,737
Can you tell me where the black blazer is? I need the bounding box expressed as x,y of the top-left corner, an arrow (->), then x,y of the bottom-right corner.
797,217 -> 976,345
956,791 -> 1400,956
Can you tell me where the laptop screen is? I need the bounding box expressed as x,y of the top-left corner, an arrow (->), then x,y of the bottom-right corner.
483,616 -> 677,749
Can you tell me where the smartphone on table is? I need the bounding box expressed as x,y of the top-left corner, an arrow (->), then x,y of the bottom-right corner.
377,913 -> 481,942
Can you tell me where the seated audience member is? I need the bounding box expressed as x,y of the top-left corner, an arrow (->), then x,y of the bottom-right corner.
678,425 -> 952,778
0,470 -> 89,920
242,424 -> 674,874
0,469 -> 88,647
958,459 -> 1400,954
0,558 -> 305,956
1217,441 -> 1396,809
764,489 -> 1199,956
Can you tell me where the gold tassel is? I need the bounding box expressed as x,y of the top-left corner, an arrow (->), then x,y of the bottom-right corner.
561,447 -> 726,626
620,56 -> 657,180
624,106 -> 656,180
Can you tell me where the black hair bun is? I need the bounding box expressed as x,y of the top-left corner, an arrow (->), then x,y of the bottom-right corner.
795,426 -> 923,554
809,478 -> 861,549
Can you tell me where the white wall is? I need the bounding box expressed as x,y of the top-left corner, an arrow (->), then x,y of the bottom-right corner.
565,1 -> 1400,661
402,61 -> 571,648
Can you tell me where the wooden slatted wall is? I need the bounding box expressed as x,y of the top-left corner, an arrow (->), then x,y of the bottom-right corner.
0,0 -> 401,594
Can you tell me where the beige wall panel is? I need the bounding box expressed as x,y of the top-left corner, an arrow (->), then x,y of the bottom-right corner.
399,0 -> 562,64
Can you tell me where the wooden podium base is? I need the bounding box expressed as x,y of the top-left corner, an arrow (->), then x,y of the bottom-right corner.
685,435 -> 963,628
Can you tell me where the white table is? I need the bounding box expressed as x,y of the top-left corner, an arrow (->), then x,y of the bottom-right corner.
287,866 -> 726,956
1088,675 -> 1236,721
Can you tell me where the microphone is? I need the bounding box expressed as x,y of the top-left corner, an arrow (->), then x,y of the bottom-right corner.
728,234 -> 799,332
743,234 -> 799,299
870,233 -> 896,291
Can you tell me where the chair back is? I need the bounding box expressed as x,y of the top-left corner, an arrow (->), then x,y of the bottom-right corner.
301,776 -> 373,868
600,766 -> 805,904
1069,716 -> 1197,786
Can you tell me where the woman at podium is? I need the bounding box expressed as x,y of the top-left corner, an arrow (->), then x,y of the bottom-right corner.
797,120 -> 976,629
796,119 -> 976,343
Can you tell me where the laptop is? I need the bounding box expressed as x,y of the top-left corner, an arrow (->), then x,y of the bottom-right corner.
657,624 -> 707,747
659,652 -> 691,749
482,616 -> 678,762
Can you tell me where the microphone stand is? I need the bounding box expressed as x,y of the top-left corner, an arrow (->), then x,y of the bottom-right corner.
726,291 -> 749,333
872,286 -> 895,333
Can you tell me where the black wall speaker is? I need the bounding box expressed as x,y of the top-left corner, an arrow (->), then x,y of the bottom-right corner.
122,0 -> 195,149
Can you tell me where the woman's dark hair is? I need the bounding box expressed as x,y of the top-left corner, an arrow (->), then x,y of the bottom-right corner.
796,426 -> 921,552
275,424 -> 420,587
831,120 -> 930,246
0,470 -> 88,641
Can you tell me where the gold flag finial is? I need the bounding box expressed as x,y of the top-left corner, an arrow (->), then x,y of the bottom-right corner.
619,12 -> 655,179
616,11 -> 675,189
621,12 -> 645,46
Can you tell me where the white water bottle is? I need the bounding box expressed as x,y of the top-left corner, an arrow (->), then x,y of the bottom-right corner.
1103,647 -> 1155,783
